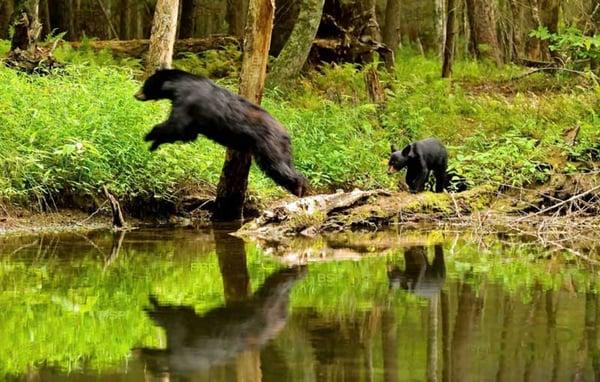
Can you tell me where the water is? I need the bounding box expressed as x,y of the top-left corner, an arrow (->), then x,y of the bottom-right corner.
0,227 -> 599,381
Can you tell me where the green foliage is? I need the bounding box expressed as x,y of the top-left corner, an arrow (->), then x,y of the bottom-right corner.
453,132 -> 551,186
530,26 -> 600,65
0,43 -> 598,206
174,45 -> 242,79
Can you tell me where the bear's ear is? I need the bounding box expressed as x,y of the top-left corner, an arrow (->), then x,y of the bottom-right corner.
407,144 -> 418,158
401,144 -> 412,157
390,144 -> 398,153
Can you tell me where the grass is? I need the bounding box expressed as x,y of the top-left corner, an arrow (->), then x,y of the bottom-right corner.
0,42 -> 598,210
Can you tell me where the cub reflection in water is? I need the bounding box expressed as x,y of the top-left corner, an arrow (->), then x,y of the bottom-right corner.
139,266 -> 306,373
387,244 -> 446,298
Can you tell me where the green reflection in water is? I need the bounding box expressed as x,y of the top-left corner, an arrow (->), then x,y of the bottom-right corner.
0,228 -> 598,381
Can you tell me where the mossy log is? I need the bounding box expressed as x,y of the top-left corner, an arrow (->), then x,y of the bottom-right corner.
236,187 -> 496,242
69,36 -> 241,58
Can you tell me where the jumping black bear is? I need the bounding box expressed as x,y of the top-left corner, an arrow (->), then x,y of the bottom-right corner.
387,138 -> 448,193
135,69 -> 309,197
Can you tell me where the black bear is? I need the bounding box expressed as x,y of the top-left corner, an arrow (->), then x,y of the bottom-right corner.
388,245 -> 446,299
135,69 -> 309,197
140,266 -> 306,373
387,138 -> 448,193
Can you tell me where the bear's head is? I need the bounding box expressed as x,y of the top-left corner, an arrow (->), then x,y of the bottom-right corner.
387,144 -> 416,174
135,69 -> 194,101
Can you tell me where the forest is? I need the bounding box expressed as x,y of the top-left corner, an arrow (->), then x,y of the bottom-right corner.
0,1 -> 599,381
0,0 -> 597,229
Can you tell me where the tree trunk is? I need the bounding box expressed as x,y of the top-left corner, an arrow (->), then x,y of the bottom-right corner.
435,0 -> 446,56
227,0 -> 248,37
0,0 -> 14,39
213,0 -> 275,222
119,0 -> 131,39
507,0 -> 522,61
382,0 -> 401,69
145,0 -> 179,77
360,0 -> 383,61
540,0 -> 560,60
10,0 -> 40,52
271,0 -> 300,56
441,0 -> 456,78
526,0 -> 543,59
49,0 -> 74,40
590,1 -> 599,72
39,0 -> 49,37
465,0 -> 503,66
179,0 -> 197,38
268,0 -> 324,84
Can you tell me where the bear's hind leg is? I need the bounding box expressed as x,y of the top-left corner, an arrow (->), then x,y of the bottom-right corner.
254,153 -> 308,197
433,169 -> 446,193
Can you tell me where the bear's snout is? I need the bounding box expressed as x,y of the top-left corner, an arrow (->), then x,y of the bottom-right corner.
134,91 -> 147,101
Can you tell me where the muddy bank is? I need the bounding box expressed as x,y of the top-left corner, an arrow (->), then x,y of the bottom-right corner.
0,207 -> 116,236
237,173 -> 600,242
1,173 -> 598,238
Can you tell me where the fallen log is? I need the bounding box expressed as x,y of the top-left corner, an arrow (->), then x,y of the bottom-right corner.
235,187 -> 497,242
69,35 -> 241,58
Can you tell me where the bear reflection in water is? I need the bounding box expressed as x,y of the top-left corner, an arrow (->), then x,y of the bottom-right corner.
387,245 -> 446,299
139,266 -> 306,373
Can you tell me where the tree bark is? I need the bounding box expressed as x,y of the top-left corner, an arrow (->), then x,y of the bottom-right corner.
590,1 -> 599,72
382,0 -> 401,69
435,0 -> 446,56
227,0 -> 248,37
10,0 -> 40,52
213,0 -> 275,222
540,0 -> 560,60
118,0 -> 131,39
39,0 -> 49,37
465,0 -> 503,66
441,0 -> 456,78
179,0 -> 197,38
49,0 -> 74,40
145,0 -> 179,78
268,0 -> 324,84
507,0 -> 522,62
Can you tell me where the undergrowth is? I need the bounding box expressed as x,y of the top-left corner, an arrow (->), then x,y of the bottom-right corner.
0,42 -> 598,210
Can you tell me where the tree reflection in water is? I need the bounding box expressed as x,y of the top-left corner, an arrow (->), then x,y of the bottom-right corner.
139,224 -> 306,378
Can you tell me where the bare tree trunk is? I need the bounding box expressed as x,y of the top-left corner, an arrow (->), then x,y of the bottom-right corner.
49,0 -> 74,40
10,0 -> 40,51
0,0 -> 14,39
129,0 -> 143,39
435,0 -> 446,57
465,0 -> 503,65
39,0 -> 49,37
382,0 -> 401,69
526,0 -> 543,59
540,0 -> 560,60
227,0 -> 248,37
464,0 -> 478,57
441,0 -> 456,78
119,0 -> 131,39
590,1 -> 600,72
213,0 -> 275,222
179,0 -> 197,38
507,0 -> 522,61
268,0 -> 324,84
145,0 -> 179,78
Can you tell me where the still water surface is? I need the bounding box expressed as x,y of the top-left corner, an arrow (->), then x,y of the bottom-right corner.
0,227 -> 599,381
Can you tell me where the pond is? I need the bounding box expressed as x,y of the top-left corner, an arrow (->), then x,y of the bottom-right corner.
0,227 -> 599,381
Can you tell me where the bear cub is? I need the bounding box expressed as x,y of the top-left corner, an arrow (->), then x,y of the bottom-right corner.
135,69 -> 309,197
388,138 -> 448,193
